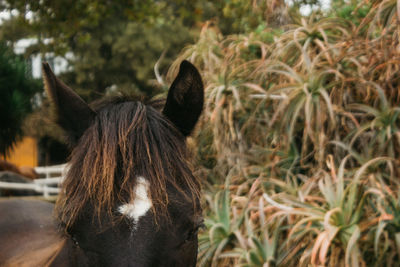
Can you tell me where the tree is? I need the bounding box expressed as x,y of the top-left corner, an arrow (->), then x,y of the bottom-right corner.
0,1 -> 196,101
0,0 -> 291,102
0,43 -> 41,156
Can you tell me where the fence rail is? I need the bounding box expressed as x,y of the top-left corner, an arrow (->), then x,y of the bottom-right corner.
0,163 -> 67,199
0,181 -> 61,193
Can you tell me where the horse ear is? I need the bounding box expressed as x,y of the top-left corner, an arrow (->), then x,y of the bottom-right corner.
163,60 -> 204,136
42,62 -> 95,145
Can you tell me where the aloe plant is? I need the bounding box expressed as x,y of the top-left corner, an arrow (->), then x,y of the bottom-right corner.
167,1 -> 400,265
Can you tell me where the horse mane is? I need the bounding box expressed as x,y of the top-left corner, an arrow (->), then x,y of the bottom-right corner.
55,95 -> 200,230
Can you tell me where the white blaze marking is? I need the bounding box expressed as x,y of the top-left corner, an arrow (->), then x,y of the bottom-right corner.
118,177 -> 152,224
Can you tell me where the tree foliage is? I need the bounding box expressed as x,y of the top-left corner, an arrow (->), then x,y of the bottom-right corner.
0,1 -> 194,100
0,0 -> 291,101
0,43 -> 40,156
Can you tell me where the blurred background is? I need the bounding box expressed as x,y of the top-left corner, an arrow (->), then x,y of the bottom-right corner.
0,0 -> 310,167
1,0 -> 400,265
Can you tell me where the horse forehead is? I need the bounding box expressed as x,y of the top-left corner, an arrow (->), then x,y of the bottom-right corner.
118,177 -> 152,224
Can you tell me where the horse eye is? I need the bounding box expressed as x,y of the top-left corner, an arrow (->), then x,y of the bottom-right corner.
198,221 -> 206,231
185,229 -> 197,242
185,222 -> 205,242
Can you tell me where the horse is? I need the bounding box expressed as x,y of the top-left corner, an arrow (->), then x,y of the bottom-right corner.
0,159 -> 38,179
0,60 -> 204,267
0,159 -> 40,196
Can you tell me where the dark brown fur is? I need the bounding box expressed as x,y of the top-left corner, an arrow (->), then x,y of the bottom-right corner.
56,96 -> 201,230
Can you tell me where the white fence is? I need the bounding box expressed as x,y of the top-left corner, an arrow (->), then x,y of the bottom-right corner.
0,163 -> 67,198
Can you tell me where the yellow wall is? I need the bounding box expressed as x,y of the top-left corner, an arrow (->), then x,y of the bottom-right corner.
1,137 -> 37,167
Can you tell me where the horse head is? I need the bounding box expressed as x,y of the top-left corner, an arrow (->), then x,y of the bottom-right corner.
42,60 -> 204,266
